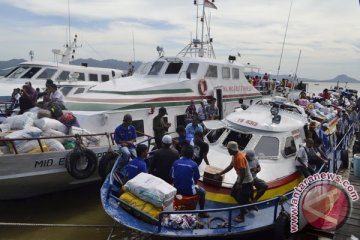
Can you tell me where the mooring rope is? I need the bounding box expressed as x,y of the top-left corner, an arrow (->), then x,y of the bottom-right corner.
0,222 -> 123,228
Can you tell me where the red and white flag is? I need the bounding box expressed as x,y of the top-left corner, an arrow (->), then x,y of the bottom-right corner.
204,0 -> 217,9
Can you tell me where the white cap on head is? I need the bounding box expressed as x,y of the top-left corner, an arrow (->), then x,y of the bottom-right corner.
162,135 -> 172,144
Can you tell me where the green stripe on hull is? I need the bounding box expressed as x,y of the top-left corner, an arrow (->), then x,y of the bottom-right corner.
88,88 -> 193,95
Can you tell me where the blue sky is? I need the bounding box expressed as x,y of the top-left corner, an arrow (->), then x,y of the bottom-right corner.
0,0 -> 359,80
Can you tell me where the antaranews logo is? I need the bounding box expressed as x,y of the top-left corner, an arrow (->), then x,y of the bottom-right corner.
290,172 -> 359,233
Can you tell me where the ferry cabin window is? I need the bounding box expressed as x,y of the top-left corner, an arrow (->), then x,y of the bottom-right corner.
37,68 -> 57,79
222,130 -> 252,150
77,73 -> 85,81
74,87 -> 85,94
186,63 -> 199,74
101,74 -> 110,82
284,136 -> 297,157
205,65 -> 218,78
148,61 -> 165,75
89,74 -> 98,82
57,71 -> 70,81
207,128 -> 226,143
165,62 -> 183,74
232,68 -> 240,79
60,86 -> 72,96
254,136 -> 279,157
222,67 -> 231,79
21,67 -> 41,79
7,66 -> 29,78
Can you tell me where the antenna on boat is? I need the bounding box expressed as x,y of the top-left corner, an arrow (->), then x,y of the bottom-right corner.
276,0 -> 294,80
29,50 -> 34,61
177,0 -> 217,58
294,49 -> 301,83
67,0 -> 71,46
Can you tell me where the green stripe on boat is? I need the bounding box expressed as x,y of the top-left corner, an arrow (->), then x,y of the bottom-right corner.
88,88 -> 193,95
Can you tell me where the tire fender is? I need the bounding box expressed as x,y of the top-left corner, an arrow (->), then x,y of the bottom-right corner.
274,211 -> 291,240
98,150 -> 119,180
65,148 -> 98,179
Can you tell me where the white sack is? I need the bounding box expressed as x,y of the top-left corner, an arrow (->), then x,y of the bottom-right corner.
34,118 -> 68,133
41,139 -> 66,151
3,114 -> 34,130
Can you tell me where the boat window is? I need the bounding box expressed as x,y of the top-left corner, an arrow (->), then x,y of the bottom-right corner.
222,130 -> 252,150
78,73 -> 85,81
284,136 -> 297,157
20,67 -> 41,79
205,65 -> 218,78
89,74 -> 98,81
136,62 -> 152,75
60,86 -> 72,96
7,66 -> 29,78
165,62 -> 183,74
222,67 -> 231,79
57,71 -> 70,81
148,61 -> 164,75
132,120 -> 145,137
254,136 -> 279,157
186,63 -> 199,74
232,68 -> 240,79
37,68 -> 57,79
206,128 -> 226,143
101,74 -> 110,82
74,87 -> 85,94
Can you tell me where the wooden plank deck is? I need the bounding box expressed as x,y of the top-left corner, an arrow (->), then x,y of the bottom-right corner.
333,166 -> 360,239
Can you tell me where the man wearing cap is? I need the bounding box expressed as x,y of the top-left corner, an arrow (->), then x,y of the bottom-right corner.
171,145 -> 209,218
246,150 -> 268,204
114,114 -> 137,174
153,107 -> 171,149
151,135 -> 179,184
215,141 -> 253,223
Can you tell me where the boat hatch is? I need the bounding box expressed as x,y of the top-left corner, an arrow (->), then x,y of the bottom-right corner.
254,136 -> 279,159
202,120 -> 226,130
222,130 -> 252,150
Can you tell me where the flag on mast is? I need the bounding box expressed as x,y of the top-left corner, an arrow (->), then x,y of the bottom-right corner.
204,0 -> 217,9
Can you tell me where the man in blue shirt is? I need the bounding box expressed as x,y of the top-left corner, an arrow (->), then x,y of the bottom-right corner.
114,114 -> 137,172
185,116 -> 203,144
171,145 -> 209,218
126,144 -> 148,181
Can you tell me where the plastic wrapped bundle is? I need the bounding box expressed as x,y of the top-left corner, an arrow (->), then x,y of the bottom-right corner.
3,114 -> 34,130
5,127 -> 43,148
41,139 -> 66,151
34,118 -> 68,134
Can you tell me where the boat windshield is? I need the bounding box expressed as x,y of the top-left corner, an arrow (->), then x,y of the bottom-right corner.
37,68 -> 57,79
7,66 -> 29,78
206,128 -> 226,143
148,61 -> 165,75
254,136 -> 279,159
222,130 -> 252,150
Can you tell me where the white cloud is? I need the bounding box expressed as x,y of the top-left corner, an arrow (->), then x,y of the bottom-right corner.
0,0 -> 359,79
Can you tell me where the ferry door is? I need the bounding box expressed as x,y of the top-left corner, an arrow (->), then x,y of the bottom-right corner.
215,88 -> 223,119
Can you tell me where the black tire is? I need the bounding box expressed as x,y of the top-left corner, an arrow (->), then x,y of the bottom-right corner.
274,211 -> 291,240
98,150 -> 119,180
341,149 -> 349,168
65,148 -> 98,179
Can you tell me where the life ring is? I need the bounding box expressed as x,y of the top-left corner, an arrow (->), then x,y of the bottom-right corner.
98,150 -> 119,180
274,211 -> 291,240
65,148 -> 98,179
198,79 -> 208,95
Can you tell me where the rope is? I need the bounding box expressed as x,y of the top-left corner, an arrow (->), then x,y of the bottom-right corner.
0,222 -> 123,228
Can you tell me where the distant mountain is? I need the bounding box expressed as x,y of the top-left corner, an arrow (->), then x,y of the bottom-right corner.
0,58 -> 143,76
299,74 -> 360,83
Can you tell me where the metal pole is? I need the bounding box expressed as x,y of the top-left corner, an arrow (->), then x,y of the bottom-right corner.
294,49 -> 301,82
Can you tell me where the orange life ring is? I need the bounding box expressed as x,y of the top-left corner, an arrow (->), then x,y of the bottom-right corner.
198,79 -> 208,95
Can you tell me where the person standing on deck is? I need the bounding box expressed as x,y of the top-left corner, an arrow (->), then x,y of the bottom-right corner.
151,135 -> 179,184
197,100 -> 207,123
215,141 -> 253,223
171,145 -> 209,218
126,144 -> 148,181
153,107 -> 171,149
206,98 -> 219,120
185,100 -> 197,125
185,116 -> 203,144
318,123 -> 331,152
193,131 -> 209,166
114,114 -> 137,174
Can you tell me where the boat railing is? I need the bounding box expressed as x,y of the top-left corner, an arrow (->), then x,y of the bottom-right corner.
0,132 -> 115,154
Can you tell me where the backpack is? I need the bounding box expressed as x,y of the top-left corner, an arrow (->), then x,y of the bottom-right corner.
59,112 -> 77,127
48,103 -> 63,119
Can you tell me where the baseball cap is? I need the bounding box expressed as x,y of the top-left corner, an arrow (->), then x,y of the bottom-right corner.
162,135 -> 172,144
322,123 -> 329,129
227,141 -> 238,151
159,107 -> 168,115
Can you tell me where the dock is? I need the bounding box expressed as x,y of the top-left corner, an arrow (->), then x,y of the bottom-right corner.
334,142 -> 360,240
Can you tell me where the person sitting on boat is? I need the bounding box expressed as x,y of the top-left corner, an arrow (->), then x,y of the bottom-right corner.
24,81 -> 37,105
237,98 -> 248,110
173,125 -> 186,153
295,139 -> 315,178
185,116 -> 203,143
114,114 -> 137,173
8,88 -> 21,111
215,141 -> 253,223
125,144 -> 148,181
18,85 -> 35,114
206,98 -> 219,120
47,83 -> 66,110
246,150 -> 268,206
185,100 -> 197,125
193,131 -> 209,166
171,144 -> 209,218
305,138 -> 328,172
197,100 -> 207,123
153,107 -> 171,149
306,121 -> 321,144
318,123 -> 331,151
319,88 -> 331,100
299,90 -> 307,99
151,135 -> 179,184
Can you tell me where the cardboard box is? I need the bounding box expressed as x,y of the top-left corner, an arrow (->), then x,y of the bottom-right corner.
203,165 -> 224,187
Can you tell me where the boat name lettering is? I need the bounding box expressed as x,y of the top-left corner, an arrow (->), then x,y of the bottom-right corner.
222,85 -> 252,92
59,157 -> 65,166
236,118 -> 258,126
34,159 -> 54,168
